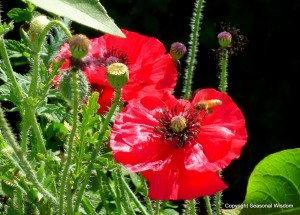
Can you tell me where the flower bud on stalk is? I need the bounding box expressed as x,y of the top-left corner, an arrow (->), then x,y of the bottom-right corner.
170,42 -> 187,61
59,70 -> 89,106
217,31 -> 232,48
106,63 -> 129,90
69,34 -> 89,59
169,42 -> 187,75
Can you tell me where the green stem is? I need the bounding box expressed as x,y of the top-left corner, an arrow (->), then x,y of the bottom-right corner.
17,188 -> 24,215
219,49 -> 229,93
188,199 -> 196,215
183,0 -> 205,100
23,102 -> 47,155
98,172 -> 111,214
216,49 -> 228,215
66,178 -> 74,215
74,89 -> 122,212
36,20 -> 72,53
154,201 -> 160,215
141,177 -> 154,215
119,169 -> 149,215
112,169 -> 123,215
114,167 -> 135,215
0,106 -> 58,210
20,121 -> 30,152
58,72 -> 79,215
75,111 -> 88,174
215,170 -> 222,215
28,53 -> 40,98
29,20 -> 72,99
204,196 -> 213,215
0,37 -> 24,101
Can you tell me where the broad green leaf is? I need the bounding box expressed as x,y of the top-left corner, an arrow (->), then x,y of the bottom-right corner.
7,8 -> 32,22
241,148 -> 300,215
27,0 -> 125,37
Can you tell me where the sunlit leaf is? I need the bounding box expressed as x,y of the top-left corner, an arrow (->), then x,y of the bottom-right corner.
27,0 -> 125,37
7,8 -> 32,22
241,148 -> 300,215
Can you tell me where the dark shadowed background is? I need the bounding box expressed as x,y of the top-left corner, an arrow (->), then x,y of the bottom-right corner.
2,0 -> 300,212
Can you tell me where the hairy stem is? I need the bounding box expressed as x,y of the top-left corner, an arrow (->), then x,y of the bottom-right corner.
215,170 -> 223,215
0,37 -> 24,101
204,196 -> 213,215
0,106 -> 58,210
183,0 -> 205,100
187,199 -> 196,215
119,169 -> 149,215
154,201 -> 160,215
219,48 -> 229,93
141,177 -> 154,215
23,102 -> 47,155
58,72 -> 80,215
29,20 -> 72,98
113,167 -> 135,215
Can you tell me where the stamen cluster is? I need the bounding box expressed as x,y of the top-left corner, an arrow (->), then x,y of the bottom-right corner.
155,105 -> 201,149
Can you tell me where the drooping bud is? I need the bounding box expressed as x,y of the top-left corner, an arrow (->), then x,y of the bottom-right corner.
69,34 -> 89,59
170,42 -> 187,61
59,70 -> 89,106
171,116 -> 187,133
106,63 -> 129,89
217,31 -> 232,48
28,15 -> 50,42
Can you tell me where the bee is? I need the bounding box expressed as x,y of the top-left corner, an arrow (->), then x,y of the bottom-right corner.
194,99 -> 222,113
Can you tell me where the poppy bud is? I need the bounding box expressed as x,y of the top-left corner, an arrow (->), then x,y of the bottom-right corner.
171,116 -> 187,133
170,42 -> 187,61
28,15 -> 50,42
217,31 -> 232,48
59,70 -> 89,106
69,34 -> 89,59
106,63 -> 129,90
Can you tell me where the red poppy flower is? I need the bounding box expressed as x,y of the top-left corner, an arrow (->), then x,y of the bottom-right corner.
110,88 -> 247,200
55,29 -> 178,113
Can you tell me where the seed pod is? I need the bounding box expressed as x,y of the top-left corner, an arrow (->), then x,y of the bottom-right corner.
106,63 -> 129,90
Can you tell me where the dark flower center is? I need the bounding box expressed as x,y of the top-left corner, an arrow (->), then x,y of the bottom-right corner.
154,100 -> 222,149
70,47 -> 130,71
154,104 -> 201,149
96,47 -> 129,67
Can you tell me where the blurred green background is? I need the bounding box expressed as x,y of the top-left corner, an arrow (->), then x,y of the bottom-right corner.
1,0 -> 299,209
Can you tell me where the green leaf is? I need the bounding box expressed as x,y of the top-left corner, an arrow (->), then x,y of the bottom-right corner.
27,0 -> 125,37
0,22 -> 14,36
3,39 -> 29,67
82,92 -> 100,119
82,196 -> 96,215
241,148 -> 300,215
1,180 -> 15,198
7,8 -> 32,23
